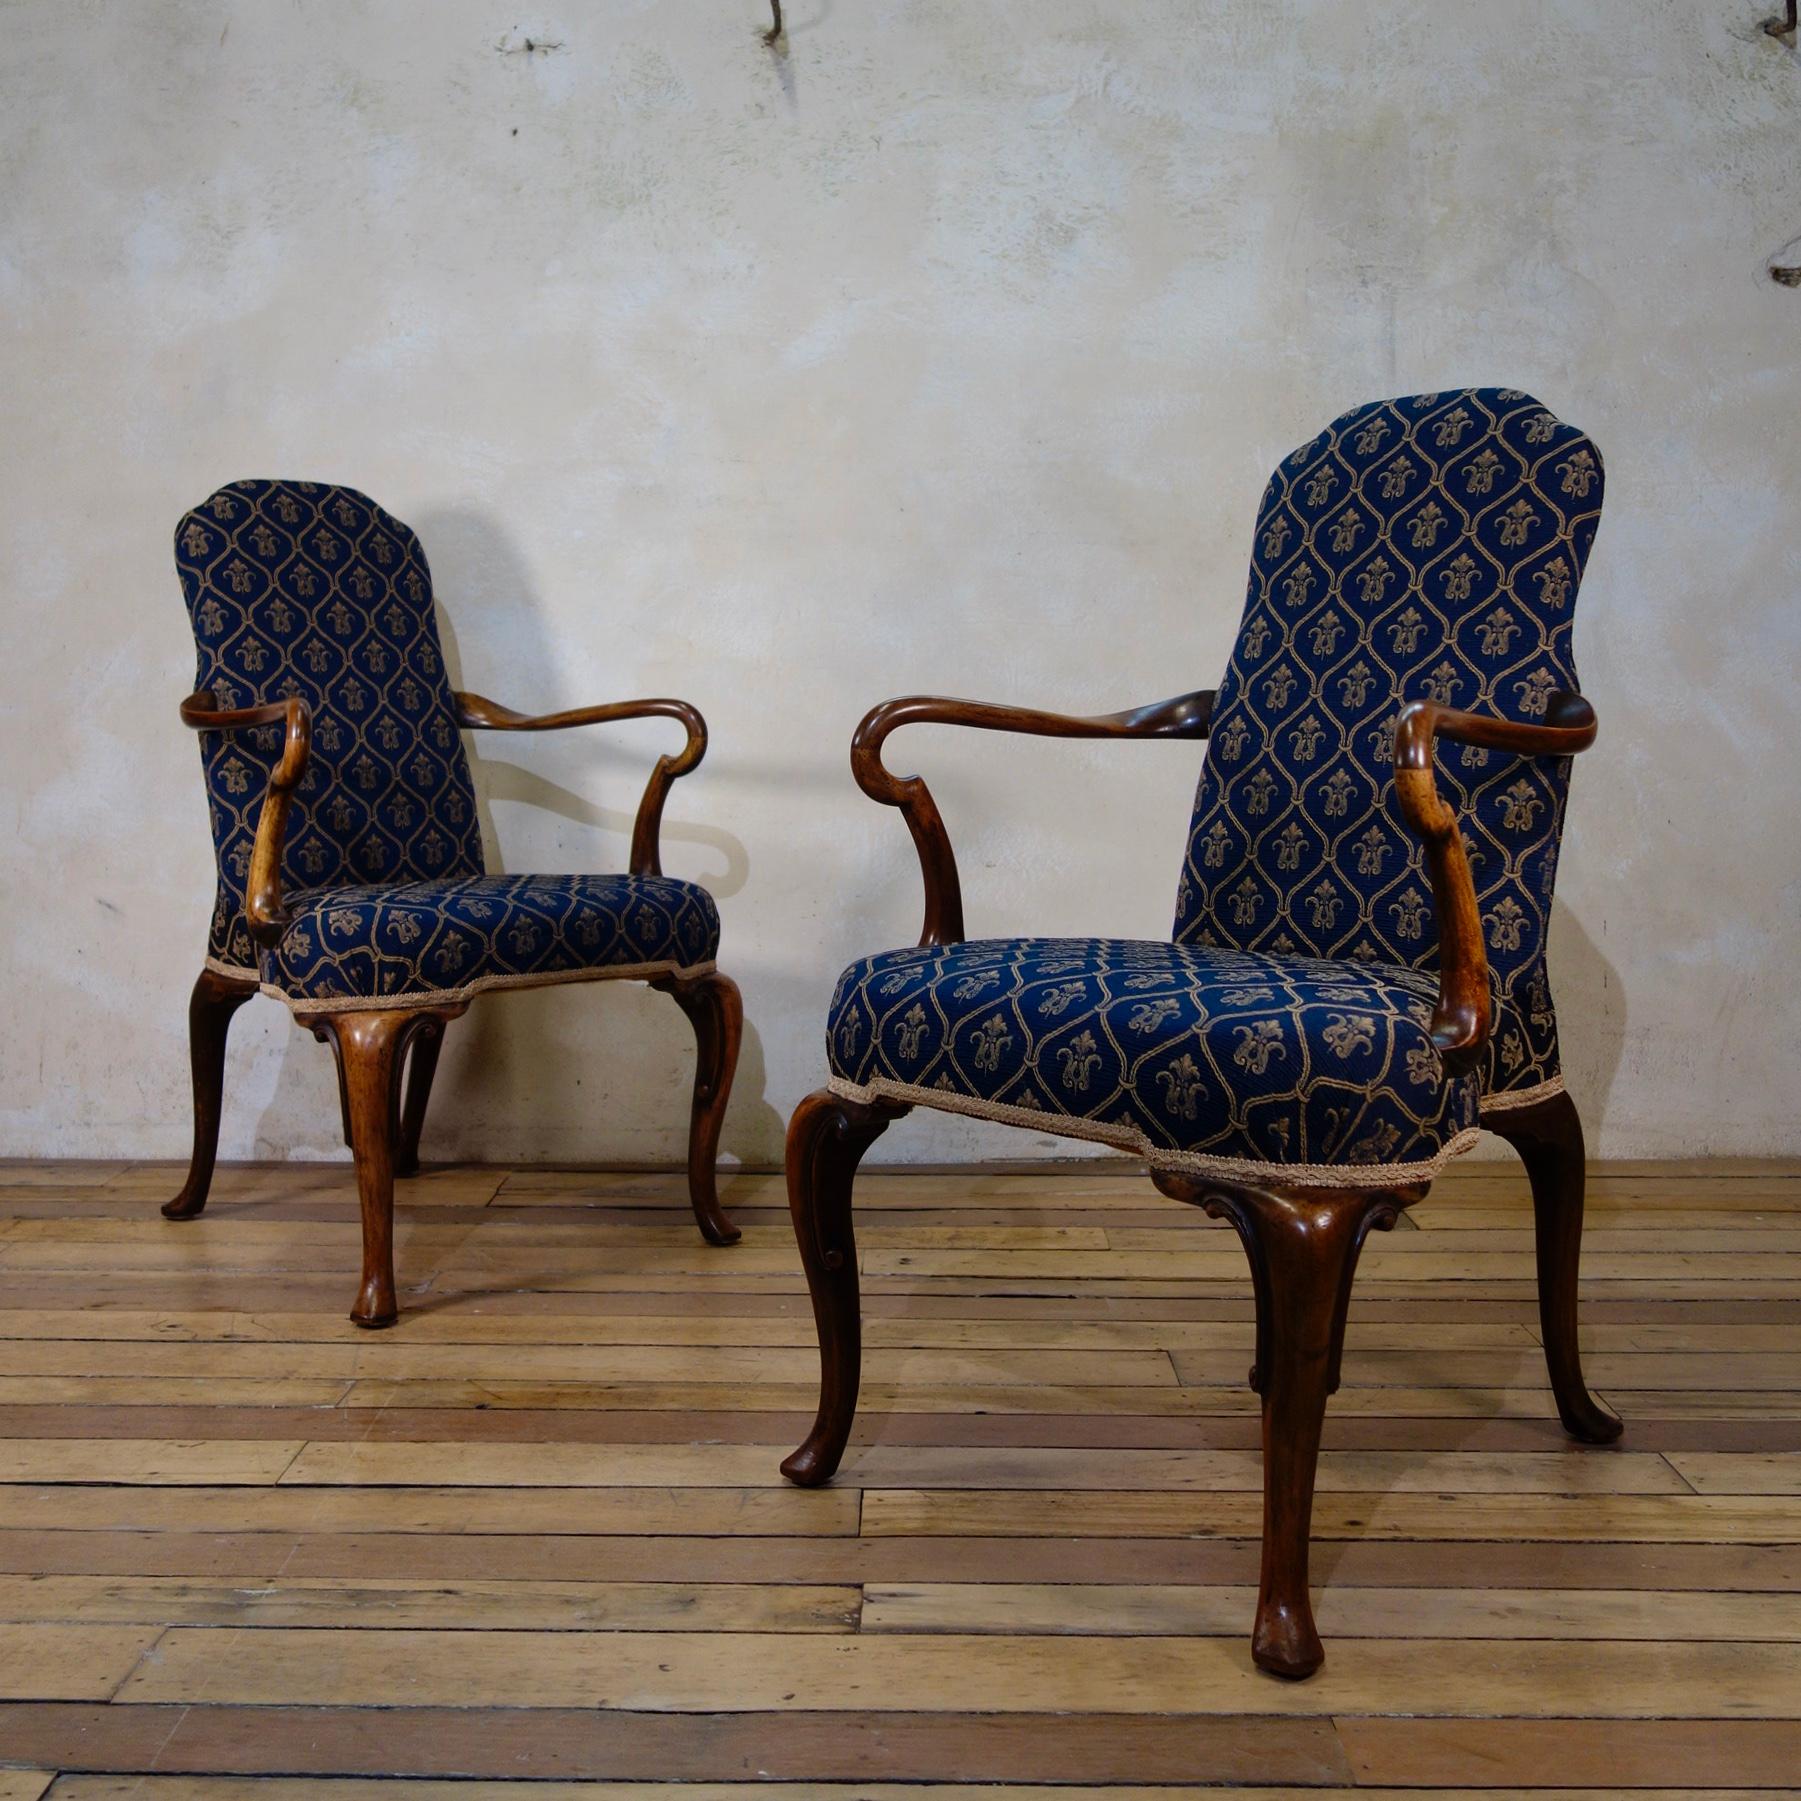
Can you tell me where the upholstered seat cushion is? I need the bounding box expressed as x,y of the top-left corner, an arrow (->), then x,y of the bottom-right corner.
258,872 -> 720,1008
828,937 -> 1492,1182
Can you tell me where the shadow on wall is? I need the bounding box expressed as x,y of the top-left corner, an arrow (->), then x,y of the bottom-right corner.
1544,900 -> 1626,1149
414,506 -> 750,899
255,503 -> 779,1168
250,1009 -> 347,1163
423,505 -> 775,1166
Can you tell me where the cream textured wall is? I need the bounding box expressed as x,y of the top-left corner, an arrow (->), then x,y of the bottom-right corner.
2,0 -> 1797,1166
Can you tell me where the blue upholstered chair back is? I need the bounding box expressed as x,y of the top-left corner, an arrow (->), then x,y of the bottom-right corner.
1174,389 -> 1601,1064
176,481 -> 484,969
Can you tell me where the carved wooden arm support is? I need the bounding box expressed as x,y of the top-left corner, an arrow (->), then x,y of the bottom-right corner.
852,690 -> 1216,946
1392,691 -> 1597,1071
180,689 -> 314,950
453,690 -> 707,878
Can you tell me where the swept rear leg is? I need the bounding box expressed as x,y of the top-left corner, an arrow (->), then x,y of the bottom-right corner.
651,968 -> 744,1246
394,1016 -> 447,1178
163,967 -> 257,1220
1488,1088 -> 1623,1443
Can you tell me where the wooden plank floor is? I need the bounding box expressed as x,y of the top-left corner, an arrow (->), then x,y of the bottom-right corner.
0,1154 -> 1797,1796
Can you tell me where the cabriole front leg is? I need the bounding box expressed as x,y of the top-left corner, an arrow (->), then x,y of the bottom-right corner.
163,966 -> 257,1221
303,1010 -> 409,1328
1204,1184 -> 1402,1679
780,1088 -> 906,1486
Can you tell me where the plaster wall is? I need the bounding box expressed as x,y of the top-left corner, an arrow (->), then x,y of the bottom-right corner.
2,0 -> 1797,1164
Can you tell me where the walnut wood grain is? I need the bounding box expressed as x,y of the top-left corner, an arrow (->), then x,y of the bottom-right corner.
179,689 -> 313,949
394,1017 -> 448,1180
850,690 -> 1215,946
453,690 -> 707,878
1201,1183 -> 1405,1677
1392,691 -> 1597,1070
1152,1169 -> 1424,1676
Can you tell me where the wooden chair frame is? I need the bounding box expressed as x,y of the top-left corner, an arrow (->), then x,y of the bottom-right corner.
167,687 -> 742,1326
781,686 -> 1617,1678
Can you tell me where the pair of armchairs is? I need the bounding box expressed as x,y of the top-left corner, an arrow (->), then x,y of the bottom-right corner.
169,387 -> 1616,1679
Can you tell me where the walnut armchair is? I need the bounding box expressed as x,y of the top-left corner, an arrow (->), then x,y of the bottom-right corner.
169,481 -> 741,1325
781,388 -> 1618,1678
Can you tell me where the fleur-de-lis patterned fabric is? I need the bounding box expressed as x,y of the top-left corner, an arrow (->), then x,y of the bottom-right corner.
827,391 -> 1599,1181
177,481 -> 718,1009
262,873 -> 719,1010
1174,389 -> 1601,1107
177,481 -> 485,971
828,938 -> 1485,1182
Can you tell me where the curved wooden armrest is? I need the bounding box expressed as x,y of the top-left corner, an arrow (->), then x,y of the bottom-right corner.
852,690 -> 1216,946
1393,691 -> 1597,1071
453,690 -> 707,878
180,689 -> 313,950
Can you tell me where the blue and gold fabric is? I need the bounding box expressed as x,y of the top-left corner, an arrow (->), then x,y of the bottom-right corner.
1173,388 -> 1599,1113
828,938 -> 1483,1182
828,390 -> 1601,1181
176,481 -> 718,1009
262,873 -> 720,1009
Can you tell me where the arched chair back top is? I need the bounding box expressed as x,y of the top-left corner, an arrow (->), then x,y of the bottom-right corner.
175,480 -> 484,969
1174,387 -> 1602,1097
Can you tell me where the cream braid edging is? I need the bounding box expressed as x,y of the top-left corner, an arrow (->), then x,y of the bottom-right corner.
827,1073 -> 1484,1189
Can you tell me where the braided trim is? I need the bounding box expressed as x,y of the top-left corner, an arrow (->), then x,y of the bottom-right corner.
826,1074 -> 1481,1189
